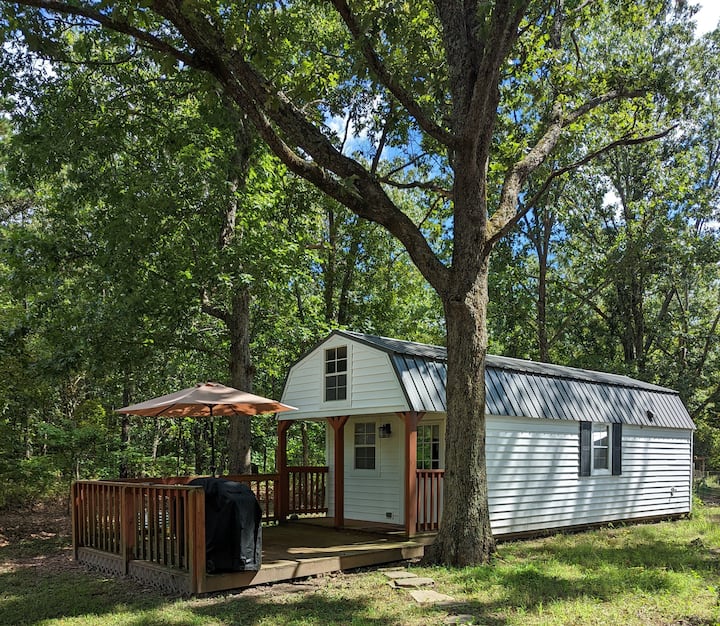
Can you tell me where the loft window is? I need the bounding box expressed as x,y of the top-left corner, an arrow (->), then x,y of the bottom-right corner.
354,422 -> 376,470
579,422 -> 622,477
325,346 -> 347,401
417,424 -> 441,470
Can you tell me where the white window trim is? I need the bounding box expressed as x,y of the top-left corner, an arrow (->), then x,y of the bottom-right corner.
350,419 -> 380,477
322,343 -> 351,406
591,423 -> 612,476
416,421 -> 444,470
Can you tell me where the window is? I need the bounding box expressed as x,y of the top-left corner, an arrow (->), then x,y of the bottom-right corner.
579,422 -> 622,477
354,422 -> 376,470
325,346 -> 347,401
592,424 -> 610,472
417,424 -> 441,469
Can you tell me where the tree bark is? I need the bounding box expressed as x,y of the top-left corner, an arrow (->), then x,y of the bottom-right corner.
424,258 -> 495,565
227,287 -> 254,474
119,375 -> 133,479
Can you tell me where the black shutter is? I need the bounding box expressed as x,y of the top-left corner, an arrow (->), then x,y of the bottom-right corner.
612,422 -> 623,476
579,422 -> 592,477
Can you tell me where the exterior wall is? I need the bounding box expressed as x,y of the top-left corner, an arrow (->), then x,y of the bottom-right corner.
327,414 -> 405,525
324,413 -> 692,534
486,415 -> 693,535
281,337 -> 409,419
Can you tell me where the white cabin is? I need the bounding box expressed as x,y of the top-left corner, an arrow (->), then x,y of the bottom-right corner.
279,330 -> 695,537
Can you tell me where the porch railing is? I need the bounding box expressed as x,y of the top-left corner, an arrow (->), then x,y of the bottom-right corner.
287,466 -> 328,515
416,469 -> 444,532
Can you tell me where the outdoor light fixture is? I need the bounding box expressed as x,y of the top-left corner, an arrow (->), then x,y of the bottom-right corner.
379,423 -> 392,438
646,410 -> 654,422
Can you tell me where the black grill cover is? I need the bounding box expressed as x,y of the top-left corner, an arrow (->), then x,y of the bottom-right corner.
189,477 -> 262,573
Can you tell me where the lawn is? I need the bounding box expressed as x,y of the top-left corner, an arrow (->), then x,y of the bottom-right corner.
1,501 -> 719,625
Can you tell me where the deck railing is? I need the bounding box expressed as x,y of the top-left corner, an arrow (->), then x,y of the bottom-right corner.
71,480 -> 206,591
287,466 -> 328,515
416,469 -> 444,532
72,470 -> 329,593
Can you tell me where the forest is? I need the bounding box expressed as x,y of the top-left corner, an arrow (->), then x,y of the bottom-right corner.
0,0 -> 719,523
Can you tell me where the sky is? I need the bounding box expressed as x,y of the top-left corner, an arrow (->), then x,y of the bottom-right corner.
695,2 -> 720,35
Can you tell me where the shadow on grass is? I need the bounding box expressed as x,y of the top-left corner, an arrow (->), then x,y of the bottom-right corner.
440,521 -> 720,621
189,593 -> 382,626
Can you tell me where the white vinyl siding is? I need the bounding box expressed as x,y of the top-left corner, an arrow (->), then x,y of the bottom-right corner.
327,415 -> 405,524
486,416 -> 692,536
281,338 -> 409,419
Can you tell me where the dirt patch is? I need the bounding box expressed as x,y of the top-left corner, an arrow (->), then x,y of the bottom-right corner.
0,500 -> 76,575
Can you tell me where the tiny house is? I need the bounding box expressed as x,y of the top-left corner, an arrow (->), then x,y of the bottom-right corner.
280,330 -> 695,537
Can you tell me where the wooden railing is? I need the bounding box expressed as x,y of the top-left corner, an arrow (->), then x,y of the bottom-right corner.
71,470 -> 328,593
287,466 -> 328,515
71,480 -> 205,586
416,469 -> 444,532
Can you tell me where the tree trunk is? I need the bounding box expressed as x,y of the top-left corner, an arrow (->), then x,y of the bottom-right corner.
227,287 -> 254,474
423,259 -> 495,565
301,422 -> 309,466
119,375 -> 133,479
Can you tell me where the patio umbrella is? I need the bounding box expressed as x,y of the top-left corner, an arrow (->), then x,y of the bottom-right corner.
116,382 -> 296,475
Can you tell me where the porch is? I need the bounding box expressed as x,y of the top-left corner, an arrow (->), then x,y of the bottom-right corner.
71,473 -> 431,595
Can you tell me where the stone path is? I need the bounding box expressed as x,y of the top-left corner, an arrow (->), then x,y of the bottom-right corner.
382,568 -> 475,625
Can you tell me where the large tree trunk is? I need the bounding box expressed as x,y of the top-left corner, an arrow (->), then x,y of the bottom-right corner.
227,287 -> 254,474
424,259 -> 495,565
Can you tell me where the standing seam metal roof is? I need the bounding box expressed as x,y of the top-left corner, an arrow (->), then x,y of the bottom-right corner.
337,330 -> 695,430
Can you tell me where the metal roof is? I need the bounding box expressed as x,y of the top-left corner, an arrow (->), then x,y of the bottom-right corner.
335,330 -> 695,430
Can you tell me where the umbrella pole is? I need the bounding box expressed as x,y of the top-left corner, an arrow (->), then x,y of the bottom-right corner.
210,406 -> 216,477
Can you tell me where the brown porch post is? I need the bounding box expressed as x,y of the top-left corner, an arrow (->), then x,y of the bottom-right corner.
276,420 -> 291,522
327,416 -> 349,529
399,411 -> 425,537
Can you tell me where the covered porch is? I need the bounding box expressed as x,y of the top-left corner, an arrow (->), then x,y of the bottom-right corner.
276,411 -> 446,537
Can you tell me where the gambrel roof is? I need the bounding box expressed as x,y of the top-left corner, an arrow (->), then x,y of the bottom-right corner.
335,330 -> 695,430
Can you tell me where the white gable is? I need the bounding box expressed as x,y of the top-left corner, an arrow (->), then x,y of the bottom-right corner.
280,334 -> 410,419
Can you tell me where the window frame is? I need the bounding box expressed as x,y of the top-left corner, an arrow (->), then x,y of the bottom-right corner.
353,421 -> 377,471
417,423 -> 442,470
579,421 -> 622,477
324,345 -> 348,403
591,423 -> 611,475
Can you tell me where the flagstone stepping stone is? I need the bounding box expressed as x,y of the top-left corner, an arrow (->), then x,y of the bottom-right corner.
409,589 -> 456,605
393,576 -> 435,588
444,615 -> 474,625
383,570 -> 418,580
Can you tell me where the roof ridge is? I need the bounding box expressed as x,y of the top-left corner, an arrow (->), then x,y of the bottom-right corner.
337,330 -> 676,395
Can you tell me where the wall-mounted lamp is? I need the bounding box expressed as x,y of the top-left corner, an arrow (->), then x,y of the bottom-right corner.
646,409 -> 654,423
379,423 -> 392,438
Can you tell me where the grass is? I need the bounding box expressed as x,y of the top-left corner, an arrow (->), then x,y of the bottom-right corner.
2,504 -> 720,625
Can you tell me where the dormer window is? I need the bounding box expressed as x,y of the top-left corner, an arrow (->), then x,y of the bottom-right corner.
325,346 -> 347,401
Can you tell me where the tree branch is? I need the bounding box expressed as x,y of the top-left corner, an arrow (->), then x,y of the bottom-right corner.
330,0 -> 455,147
11,0 -> 196,67
377,176 -> 453,199
487,126 -> 675,248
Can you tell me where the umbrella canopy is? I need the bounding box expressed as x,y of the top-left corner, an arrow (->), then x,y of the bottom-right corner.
116,382 -> 296,475
116,382 -> 296,418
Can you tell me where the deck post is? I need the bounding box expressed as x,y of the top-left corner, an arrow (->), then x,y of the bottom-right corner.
276,420 -> 291,522
399,411 -> 425,537
188,487 -> 206,594
120,485 -> 136,574
327,416 -> 349,529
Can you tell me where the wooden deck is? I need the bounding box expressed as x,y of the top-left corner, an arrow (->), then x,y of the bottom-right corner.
71,479 -> 428,595
199,522 -> 427,593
